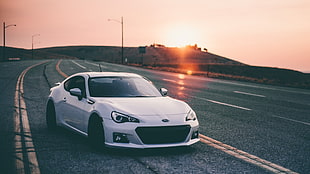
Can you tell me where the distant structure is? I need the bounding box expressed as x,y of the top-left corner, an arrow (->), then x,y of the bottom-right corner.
150,43 -> 166,48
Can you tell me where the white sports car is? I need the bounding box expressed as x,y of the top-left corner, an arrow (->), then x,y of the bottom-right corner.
46,72 -> 199,149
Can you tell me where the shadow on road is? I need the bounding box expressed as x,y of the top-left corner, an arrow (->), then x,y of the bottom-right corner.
45,126 -> 197,158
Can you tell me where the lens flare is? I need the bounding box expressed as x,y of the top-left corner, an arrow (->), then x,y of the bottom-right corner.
178,74 -> 185,79
187,70 -> 193,75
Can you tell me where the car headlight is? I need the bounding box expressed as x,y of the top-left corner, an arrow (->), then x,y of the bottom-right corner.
111,111 -> 140,123
186,110 -> 197,121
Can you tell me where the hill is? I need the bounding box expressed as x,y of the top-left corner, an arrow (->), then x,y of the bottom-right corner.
38,45 -> 244,65
0,46 -> 77,60
1,45 -> 309,89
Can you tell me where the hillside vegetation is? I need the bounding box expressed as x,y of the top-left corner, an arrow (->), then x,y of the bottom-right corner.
1,45 -> 309,89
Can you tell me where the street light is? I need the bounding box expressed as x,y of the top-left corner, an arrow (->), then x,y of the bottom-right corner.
108,16 -> 124,64
2,22 -> 17,61
32,34 -> 40,59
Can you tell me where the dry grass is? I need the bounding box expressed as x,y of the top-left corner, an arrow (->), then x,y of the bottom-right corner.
132,63 -> 310,89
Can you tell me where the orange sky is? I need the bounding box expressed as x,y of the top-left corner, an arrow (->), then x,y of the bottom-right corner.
1,0 -> 310,72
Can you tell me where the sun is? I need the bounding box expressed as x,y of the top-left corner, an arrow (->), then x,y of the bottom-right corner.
164,25 -> 199,47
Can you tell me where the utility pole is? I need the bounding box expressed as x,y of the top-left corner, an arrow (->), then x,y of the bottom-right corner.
32,34 -> 40,59
3,22 -> 5,61
2,22 -> 16,61
121,16 -> 124,64
108,16 -> 124,64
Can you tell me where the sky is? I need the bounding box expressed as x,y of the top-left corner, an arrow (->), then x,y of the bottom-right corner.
1,0 -> 310,72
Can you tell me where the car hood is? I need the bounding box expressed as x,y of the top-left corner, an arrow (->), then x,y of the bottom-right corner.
94,97 -> 191,116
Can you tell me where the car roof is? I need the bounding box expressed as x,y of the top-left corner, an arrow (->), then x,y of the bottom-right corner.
73,72 -> 142,78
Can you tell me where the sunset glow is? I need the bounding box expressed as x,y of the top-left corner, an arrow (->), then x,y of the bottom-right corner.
187,70 -> 193,75
164,25 -> 200,47
1,0 -> 310,72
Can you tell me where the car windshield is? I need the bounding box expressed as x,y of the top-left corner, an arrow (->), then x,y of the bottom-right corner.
88,76 -> 162,97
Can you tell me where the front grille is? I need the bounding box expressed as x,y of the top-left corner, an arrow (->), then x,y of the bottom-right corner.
135,125 -> 191,144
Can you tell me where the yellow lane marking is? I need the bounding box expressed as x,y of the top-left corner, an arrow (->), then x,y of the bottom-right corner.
56,59 -> 68,78
199,134 -> 298,174
14,61 -> 48,174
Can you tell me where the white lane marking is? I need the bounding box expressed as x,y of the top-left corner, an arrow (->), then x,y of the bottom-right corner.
71,60 -> 87,70
192,96 -> 252,111
271,114 -> 310,126
164,78 -> 308,125
162,78 -> 252,111
84,61 -> 108,69
14,62 -> 45,174
162,78 -> 177,83
213,79 -> 310,96
199,134 -> 298,174
192,94 -> 308,125
234,91 -> 266,98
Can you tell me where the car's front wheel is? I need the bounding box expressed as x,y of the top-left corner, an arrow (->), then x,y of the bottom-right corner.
46,101 -> 57,131
88,115 -> 105,151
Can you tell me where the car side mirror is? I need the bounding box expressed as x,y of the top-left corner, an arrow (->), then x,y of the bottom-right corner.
69,88 -> 83,100
55,82 -> 61,86
160,88 -> 168,96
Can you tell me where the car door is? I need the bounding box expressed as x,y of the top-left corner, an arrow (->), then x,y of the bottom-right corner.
62,76 -> 89,132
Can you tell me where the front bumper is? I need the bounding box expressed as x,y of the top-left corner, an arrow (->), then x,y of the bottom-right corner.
103,119 -> 199,149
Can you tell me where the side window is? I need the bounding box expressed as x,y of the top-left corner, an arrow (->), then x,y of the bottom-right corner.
64,78 -> 72,91
64,76 -> 86,97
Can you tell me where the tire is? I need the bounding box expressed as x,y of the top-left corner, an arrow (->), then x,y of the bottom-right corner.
88,115 -> 105,151
46,101 -> 57,131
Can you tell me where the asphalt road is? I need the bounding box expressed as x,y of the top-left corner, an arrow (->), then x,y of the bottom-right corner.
0,59 -> 309,174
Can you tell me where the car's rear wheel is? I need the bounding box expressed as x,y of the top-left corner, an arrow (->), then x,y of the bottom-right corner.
88,115 -> 105,151
46,101 -> 57,131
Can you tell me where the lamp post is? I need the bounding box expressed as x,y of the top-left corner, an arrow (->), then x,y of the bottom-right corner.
108,16 -> 124,64
2,22 -> 17,61
32,34 -> 40,59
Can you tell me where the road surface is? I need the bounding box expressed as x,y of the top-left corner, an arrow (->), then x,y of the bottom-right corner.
0,59 -> 309,174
